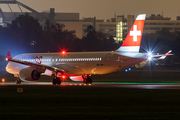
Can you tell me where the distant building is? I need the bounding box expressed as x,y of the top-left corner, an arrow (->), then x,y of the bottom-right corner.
144,14 -> 180,33
0,0 -> 83,38
82,15 -> 129,42
82,17 -> 116,38
127,15 -> 135,33
0,11 -> 83,39
1,1 -> 180,42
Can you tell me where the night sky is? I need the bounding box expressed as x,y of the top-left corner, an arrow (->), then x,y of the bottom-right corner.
0,0 -> 180,20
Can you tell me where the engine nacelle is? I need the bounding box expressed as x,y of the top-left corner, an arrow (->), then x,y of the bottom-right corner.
19,67 -> 45,81
69,76 -> 84,81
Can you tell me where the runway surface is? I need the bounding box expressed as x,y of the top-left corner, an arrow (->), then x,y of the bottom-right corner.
1,81 -> 180,89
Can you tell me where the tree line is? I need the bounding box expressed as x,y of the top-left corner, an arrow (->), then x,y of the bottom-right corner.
0,13 -> 120,53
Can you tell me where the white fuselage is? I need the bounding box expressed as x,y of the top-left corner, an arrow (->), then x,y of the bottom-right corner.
6,51 -> 147,77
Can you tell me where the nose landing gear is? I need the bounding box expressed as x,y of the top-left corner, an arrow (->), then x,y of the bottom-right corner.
52,77 -> 62,85
15,75 -> 21,84
15,78 -> 21,84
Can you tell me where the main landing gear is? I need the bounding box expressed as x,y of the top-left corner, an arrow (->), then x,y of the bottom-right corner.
15,77 -> 21,84
52,77 -> 62,85
82,75 -> 92,85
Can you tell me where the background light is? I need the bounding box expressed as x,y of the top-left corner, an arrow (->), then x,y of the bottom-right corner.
2,78 -> 5,82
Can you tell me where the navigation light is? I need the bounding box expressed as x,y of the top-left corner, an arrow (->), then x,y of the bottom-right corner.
62,51 -> 66,54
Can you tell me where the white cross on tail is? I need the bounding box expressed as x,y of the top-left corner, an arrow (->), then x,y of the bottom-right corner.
130,25 -> 141,42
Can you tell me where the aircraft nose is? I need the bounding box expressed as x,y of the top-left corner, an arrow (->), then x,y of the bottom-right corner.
6,63 -> 10,73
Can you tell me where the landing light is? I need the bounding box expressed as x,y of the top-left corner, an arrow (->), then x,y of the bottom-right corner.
148,52 -> 152,56
147,51 -> 153,61
148,57 -> 152,61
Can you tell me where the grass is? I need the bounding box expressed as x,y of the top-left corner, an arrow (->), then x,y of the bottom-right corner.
1,85 -> 180,119
91,69 -> 180,83
1,69 -> 180,119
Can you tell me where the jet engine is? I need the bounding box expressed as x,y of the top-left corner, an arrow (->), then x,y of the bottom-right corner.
19,67 -> 45,81
69,76 -> 84,81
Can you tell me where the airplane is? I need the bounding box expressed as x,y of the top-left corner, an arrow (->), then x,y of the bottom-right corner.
5,14 -> 172,85
148,50 -> 173,60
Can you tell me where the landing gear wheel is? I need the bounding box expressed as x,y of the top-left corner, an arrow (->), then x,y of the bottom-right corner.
52,78 -> 62,85
82,75 -> 92,85
15,79 -> 21,84
52,79 -> 56,85
87,77 -> 92,84
56,78 -> 62,85
83,79 -> 87,84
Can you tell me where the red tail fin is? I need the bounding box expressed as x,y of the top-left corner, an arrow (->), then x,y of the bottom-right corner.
6,50 -> 12,61
116,14 -> 146,52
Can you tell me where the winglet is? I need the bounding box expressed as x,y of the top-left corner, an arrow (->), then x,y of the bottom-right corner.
6,50 -> 12,61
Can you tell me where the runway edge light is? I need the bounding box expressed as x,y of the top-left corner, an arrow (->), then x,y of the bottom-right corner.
2,78 -> 5,82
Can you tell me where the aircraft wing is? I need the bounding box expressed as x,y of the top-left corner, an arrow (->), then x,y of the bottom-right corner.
7,57 -> 55,71
6,50 -> 84,76
6,50 -> 63,74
